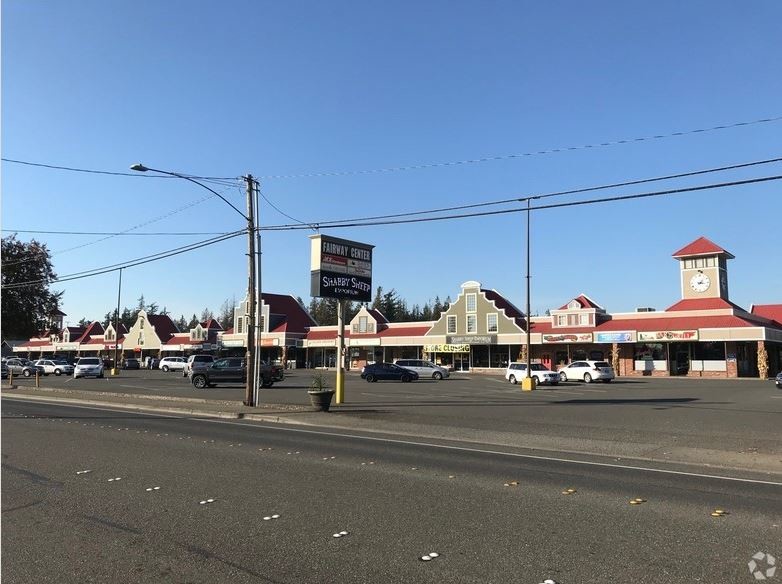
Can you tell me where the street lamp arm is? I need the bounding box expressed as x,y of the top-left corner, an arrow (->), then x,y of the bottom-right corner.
130,163 -> 248,221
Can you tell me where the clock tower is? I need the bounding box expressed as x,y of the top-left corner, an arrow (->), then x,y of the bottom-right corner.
672,236 -> 733,301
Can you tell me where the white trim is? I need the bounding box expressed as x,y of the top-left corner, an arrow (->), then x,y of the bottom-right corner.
486,313 -> 498,334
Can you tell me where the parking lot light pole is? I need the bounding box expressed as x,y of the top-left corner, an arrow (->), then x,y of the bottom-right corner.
112,268 -> 122,376
130,163 -> 259,406
521,196 -> 538,392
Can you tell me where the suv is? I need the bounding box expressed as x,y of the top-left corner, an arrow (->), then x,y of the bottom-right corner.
190,358 -> 274,389
394,359 -> 450,380
5,358 -> 45,377
183,354 -> 215,377
74,357 -> 105,379
34,359 -> 74,376
159,356 -> 186,372
505,362 -> 559,385
558,360 -> 615,383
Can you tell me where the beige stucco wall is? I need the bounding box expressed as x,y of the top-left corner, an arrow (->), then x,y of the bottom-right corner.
124,310 -> 162,351
427,284 -> 524,336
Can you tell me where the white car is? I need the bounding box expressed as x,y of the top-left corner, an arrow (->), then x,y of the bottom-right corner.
558,360 -> 615,383
505,362 -> 559,385
34,359 -> 74,376
394,359 -> 450,380
158,356 -> 187,372
74,357 -> 105,379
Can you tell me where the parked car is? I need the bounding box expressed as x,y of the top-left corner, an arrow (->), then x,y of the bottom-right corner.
266,362 -> 285,382
158,356 -> 187,372
775,371 -> 782,389
33,359 -> 75,376
394,359 -> 450,380
183,354 -> 215,377
190,357 -> 273,389
123,358 -> 141,370
74,357 -> 105,379
558,360 -> 615,383
505,362 -> 559,385
5,358 -> 45,377
360,362 -> 419,383
1,362 -> 8,379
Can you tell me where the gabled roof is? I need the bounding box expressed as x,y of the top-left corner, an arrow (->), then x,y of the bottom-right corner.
557,294 -> 603,311
666,298 -> 745,312
200,318 -> 223,330
672,237 -> 734,259
482,289 -> 526,328
76,321 -> 105,343
367,308 -> 388,324
50,309 -> 67,316
262,293 -> 317,333
147,314 -> 179,342
63,326 -> 85,336
751,304 -> 782,327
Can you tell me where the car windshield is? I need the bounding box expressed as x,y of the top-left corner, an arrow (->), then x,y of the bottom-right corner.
79,358 -> 100,365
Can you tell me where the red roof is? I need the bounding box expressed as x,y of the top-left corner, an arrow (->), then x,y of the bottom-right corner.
666,298 -> 744,312
223,327 -> 234,335
200,319 -> 223,330
76,321 -> 105,343
534,314 -> 757,334
557,294 -> 603,311
19,339 -> 51,348
147,314 -> 179,342
751,304 -> 782,327
306,325 -> 432,341
482,289 -> 526,328
262,293 -> 317,333
672,237 -> 734,259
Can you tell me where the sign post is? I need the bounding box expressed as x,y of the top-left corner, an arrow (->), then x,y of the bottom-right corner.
310,235 -> 374,404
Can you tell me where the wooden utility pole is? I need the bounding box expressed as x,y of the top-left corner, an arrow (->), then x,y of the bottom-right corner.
244,174 -> 257,406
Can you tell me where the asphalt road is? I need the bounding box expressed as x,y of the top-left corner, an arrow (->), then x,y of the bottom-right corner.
2,399 -> 780,584
9,370 -> 782,474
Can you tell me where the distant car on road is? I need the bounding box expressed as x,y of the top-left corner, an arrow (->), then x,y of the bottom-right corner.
5,358 -> 45,377
505,362 -> 559,385
74,357 -> 104,379
394,359 -> 450,380
158,356 -> 186,372
360,362 -> 419,383
558,360 -> 615,383
123,358 -> 141,370
33,359 -> 74,376
775,371 -> 782,389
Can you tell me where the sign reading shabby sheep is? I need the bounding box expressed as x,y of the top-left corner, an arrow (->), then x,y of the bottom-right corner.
310,234 -> 374,302
424,344 -> 471,353
637,330 -> 698,341
542,333 -> 593,343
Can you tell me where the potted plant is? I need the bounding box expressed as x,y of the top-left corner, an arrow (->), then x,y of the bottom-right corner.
308,371 -> 335,412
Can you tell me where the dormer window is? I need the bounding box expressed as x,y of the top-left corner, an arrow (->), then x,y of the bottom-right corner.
359,316 -> 367,333
567,300 -> 581,310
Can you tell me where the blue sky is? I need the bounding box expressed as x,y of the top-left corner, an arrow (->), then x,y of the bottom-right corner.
3,0 -> 781,326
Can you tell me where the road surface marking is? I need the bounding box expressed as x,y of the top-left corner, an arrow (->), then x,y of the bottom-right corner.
7,398 -> 782,487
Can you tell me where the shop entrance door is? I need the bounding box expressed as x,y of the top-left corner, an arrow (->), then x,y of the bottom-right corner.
455,353 -> 470,372
669,343 -> 690,376
541,353 -> 552,370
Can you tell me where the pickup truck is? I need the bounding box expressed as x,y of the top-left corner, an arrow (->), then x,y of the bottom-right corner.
190,357 -> 274,389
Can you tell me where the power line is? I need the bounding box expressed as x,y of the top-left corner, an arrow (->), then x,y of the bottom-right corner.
1,229 -> 232,236
257,155 -> 782,229
1,230 -> 246,290
256,115 -> 782,179
259,174 -> 782,231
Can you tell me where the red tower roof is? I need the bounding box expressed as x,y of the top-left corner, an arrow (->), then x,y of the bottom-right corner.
672,237 -> 734,259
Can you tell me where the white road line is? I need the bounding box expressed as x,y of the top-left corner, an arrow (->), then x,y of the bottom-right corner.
6,396 -> 782,487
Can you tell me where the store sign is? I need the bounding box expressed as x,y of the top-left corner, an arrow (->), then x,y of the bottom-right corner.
594,332 -> 633,343
542,333 -> 593,343
350,338 -> 379,346
446,335 -> 497,345
55,343 -> 79,351
310,235 -> 374,302
260,338 -> 279,347
222,339 -> 244,347
638,330 -> 698,341
307,339 -> 336,347
424,344 -> 470,353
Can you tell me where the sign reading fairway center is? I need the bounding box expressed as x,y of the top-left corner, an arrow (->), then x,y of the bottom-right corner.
310,234 -> 374,302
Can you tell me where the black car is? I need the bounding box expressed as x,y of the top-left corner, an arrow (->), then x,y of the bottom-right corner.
190,358 -> 274,389
123,358 -> 141,370
775,371 -> 782,389
360,362 -> 419,383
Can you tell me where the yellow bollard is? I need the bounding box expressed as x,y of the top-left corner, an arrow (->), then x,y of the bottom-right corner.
521,376 -> 537,391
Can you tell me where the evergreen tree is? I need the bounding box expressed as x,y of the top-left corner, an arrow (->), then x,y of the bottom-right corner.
218,297 -> 236,330
120,308 -> 134,329
200,308 -> 214,323
146,302 -> 159,315
176,315 -> 189,331
432,296 -> 443,320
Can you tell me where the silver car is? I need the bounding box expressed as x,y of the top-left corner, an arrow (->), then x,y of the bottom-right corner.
5,358 -> 45,377
34,359 -> 75,376
74,357 -> 105,379
394,359 -> 450,380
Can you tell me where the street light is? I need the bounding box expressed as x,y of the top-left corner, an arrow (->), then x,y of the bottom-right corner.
130,163 -> 259,406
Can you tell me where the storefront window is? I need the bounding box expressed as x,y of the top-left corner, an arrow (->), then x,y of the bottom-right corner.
555,351 -> 568,366
490,345 -> 509,368
589,350 -> 604,360
572,349 -> 587,361
634,343 -> 665,360
472,345 -> 489,367
693,342 -> 725,360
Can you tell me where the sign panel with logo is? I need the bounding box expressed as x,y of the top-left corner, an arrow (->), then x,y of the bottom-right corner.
637,330 -> 698,342
310,235 -> 374,302
594,332 -> 634,343
446,335 -> 497,345
542,333 -> 593,343
222,339 -> 245,348
424,344 -> 470,353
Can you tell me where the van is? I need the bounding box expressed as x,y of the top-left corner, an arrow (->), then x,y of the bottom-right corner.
182,354 -> 215,377
393,359 -> 450,380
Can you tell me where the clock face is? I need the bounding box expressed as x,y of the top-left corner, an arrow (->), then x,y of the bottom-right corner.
690,273 -> 711,293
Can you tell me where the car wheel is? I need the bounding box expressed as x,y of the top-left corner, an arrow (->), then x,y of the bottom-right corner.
192,375 -> 208,389
365,374 -> 375,383
584,373 -> 592,383
23,369 -> 32,377
162,365 -> 169,372
559,371 -> 567,382
54,369 -> 62,376
509,375 -> 517,384
401,374 -> 411,383
433,372 -> 443,380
